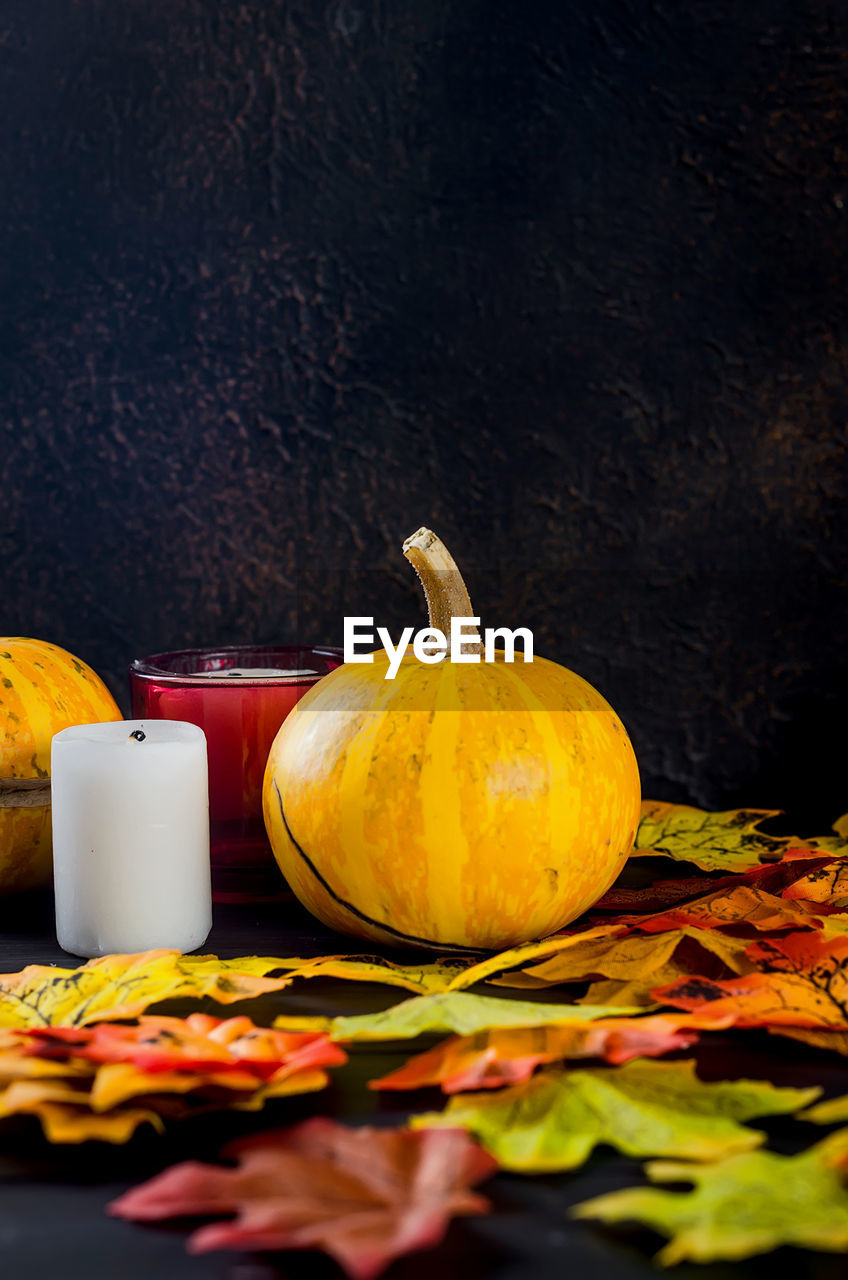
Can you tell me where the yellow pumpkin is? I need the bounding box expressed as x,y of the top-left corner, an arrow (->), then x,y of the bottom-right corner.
0,639 -> 121,893
263,530 -> 641,950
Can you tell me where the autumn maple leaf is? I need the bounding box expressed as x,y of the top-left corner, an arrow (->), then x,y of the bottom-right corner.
413,1061 -> 817,1171
0,1015 -> 345,1143
370,1014 -> 719,1094
655,931 -> 848,1053
28,1013 -> 346,1081
0,951 -> 293,1029
594,847 -> 837,915
108,1118 -> 496,1278
572,1129 -> 848,1264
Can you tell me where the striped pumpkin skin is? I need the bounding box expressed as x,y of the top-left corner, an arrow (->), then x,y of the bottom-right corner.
0,638 -> 121,893
0,808 -> 53,896
263,652 -> 640,951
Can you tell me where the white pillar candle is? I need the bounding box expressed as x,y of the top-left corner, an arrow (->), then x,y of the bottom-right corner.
51,720 -> 212,958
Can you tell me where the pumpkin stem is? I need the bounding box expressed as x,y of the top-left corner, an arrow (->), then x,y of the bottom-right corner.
0,776 -> 51,809
402,528 -> 482,654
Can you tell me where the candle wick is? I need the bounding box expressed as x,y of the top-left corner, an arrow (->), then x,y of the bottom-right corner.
129,729 -> 146,742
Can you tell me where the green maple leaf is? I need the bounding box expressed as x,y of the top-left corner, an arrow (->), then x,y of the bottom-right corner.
413,1059 -> 818,1171
572,1129 -> 848,1264
274,992 -> 640,1042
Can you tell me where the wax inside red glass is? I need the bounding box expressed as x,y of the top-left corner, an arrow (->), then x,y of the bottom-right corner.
130,646 -> 342,899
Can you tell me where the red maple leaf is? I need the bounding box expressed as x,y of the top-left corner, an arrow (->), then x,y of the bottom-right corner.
108,1118 -> 496,1278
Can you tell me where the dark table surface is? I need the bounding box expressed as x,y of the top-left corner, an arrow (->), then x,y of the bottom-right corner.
2,888 -> 848,1280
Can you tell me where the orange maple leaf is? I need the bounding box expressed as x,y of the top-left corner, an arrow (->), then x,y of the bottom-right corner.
369,1012 -> 731,1094
654,932 -> 848,1052
28,1013 -> 346,1082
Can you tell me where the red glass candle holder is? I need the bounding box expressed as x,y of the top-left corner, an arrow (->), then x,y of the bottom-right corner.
129,645 -> 342,901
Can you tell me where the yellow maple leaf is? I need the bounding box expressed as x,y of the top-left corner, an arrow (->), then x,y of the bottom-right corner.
491,924 -> 753,998
264,954 -> 475,994
0,1077 -> 164,1143
634,802 -> 795,871
0,951 -> 292,1029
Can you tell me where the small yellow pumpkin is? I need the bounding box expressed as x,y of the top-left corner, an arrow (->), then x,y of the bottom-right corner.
263,530 -> 640,950
0,639 -> 121,893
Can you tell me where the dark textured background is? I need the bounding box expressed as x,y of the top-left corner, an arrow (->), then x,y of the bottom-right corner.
1,1 -> 847,823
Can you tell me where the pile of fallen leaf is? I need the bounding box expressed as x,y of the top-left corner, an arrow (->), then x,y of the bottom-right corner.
0,1014 -> 346,1141
6,802 -> 848,1273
